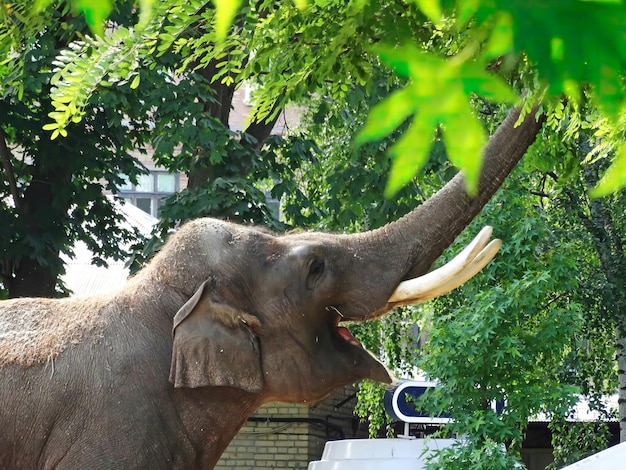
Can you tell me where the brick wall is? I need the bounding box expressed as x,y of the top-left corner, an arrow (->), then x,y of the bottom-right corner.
215,385 -> 368,469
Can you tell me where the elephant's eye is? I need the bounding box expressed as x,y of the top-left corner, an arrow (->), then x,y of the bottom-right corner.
306,258 -> 325,288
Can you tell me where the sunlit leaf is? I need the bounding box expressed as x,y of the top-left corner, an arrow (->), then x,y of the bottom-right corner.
130,73 -> 141,89
456,0 -> 481,28
498,0 -> 626,119
33,0 -> 54,11
590,142 -> 626,198
212,0 -> 242,42
375,44 -> 422,78
411,0 -> 442,25
363,44 -> 516,197
460,62 -> 517,102
137,0 -> 156,29
442,96 -> 487,196
355,88 -> 415,145
484,11 -> 514,60
74,0 -> 112,36
385,112 -> 437,198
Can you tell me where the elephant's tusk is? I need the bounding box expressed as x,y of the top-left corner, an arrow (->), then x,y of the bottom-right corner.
387,226 -> 501,306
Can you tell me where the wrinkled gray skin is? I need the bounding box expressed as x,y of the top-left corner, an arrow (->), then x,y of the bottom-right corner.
0,107 -> 544,469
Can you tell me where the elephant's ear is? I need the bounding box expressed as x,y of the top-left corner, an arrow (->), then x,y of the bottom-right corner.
169,280 -> 263,393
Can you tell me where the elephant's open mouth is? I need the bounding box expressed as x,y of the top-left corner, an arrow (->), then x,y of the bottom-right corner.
326,306 -> 362,347
335,316 -> 361,347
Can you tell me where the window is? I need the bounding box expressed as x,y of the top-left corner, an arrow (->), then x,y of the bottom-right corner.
157,173 -> 176,193
118,171 -> 179,218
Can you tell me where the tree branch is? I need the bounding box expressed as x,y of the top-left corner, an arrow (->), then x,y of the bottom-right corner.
242,100 -> 282,151
0,126 -> 22,210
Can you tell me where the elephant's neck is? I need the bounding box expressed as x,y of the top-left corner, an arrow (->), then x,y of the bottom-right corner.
173,386 -> 263,468
119,271 -> 190,324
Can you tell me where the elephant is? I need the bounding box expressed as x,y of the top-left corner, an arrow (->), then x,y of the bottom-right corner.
0,106 -> 544,469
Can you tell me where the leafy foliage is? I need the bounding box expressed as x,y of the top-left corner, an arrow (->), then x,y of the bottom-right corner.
414,176 -> 584,465
2,1 -> 626,465
42,0 -> 626,196
33,0 -> 155,35
2,0 -> 315,294
0,2 -> 156,296
284,81 -> 428,230
548,418 -> 612,468
425,438 -> 523,470
283,62 -> 621,464
356,44 -> 516,196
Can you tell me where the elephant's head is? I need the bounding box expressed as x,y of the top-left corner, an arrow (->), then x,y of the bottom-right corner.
166,218 -> 499,404
162,105 -> 545,404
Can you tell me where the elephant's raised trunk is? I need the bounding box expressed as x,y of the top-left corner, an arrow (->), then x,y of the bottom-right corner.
345,105 -> 545,318
382,105 -> 545,279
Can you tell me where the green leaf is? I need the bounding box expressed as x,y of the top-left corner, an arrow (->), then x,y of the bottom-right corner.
375,44 -> 421,78
363,44 -> 516,197
42,122 -> 59,131
590,142 -> 626,198
33,0 -> 53,11
137,0 -> 156,29
442,96 -> 487,196
355,88 -> 415,145
130,74 -> 141,90
483,11 -> 514,60
456,0 -> 481,28
74,0 -> 113,36
212,0 -> 242,42
385,113 -> 436,197
500,0 -> 626,119
460,62 -> 518,102
411,0 -> 443,26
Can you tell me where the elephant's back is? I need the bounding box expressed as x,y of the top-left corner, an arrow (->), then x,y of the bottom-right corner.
0,295 -> 113,367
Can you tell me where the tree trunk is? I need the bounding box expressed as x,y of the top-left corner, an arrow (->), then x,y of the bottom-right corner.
617,333 -> 626,441
578,160 -> 626,441
5,168 -> 67,298
187,60 -> 283,191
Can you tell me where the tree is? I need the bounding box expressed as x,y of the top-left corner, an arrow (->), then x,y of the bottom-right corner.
418,175 -> 585,468
535,124 -> 626,442
0,1 -> 306,296
402,99 -> 626,465
0,3 -> 153,297
285,73 -> 565,467
44,0 -> 626,197
283,69 -> 624,466
12,0 -> 624,290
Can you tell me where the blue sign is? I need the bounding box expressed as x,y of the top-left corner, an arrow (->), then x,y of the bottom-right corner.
384,380 -> 505,425
383,380 -> 451,424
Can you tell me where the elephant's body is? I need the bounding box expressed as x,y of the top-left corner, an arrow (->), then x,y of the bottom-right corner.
0,107 -> 545,468
0,285 -> 258,469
